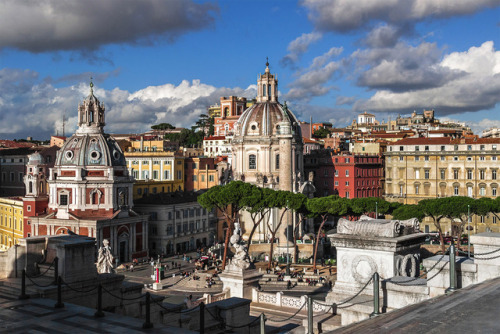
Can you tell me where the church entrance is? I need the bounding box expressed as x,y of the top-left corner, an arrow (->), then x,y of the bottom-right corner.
119,241 -> 127,263
118,233 -> 130,262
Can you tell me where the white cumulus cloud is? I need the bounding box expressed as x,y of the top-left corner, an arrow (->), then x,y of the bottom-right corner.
357,41 -> 500,115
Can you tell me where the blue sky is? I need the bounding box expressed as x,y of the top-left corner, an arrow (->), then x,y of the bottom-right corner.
0,0 -> 499,140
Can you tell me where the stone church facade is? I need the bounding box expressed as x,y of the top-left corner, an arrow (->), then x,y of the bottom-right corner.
25,83 -> 149,263
232,62 -> 314,258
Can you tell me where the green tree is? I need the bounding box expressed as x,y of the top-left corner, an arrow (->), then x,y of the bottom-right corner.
151,123 -> 175,130
416,199 -> 448,253
349,197 -> 390,218
292,194 -> 311,263
265,191 -> 305,270
241,187 -> 272,252
307,196 -> 349,271
391,204 -> 425,221
312,127 -> 330,139
197,181 -> 254,270
195,114 -> 214,136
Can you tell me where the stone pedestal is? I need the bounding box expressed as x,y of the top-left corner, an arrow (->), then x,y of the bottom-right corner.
327,233 -> 426,304
470,232 -> 500,283
48,235 -> 98,283
219,266 -> 263,300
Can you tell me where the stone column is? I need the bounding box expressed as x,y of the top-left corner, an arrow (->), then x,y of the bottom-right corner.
278,126 -> 293,249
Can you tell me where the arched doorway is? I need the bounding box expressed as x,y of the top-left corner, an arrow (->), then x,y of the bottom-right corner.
118,232 -> 130,263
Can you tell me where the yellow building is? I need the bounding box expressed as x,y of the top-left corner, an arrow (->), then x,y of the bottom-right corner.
125,151 -> 184,199
0,197 -> 24,251
128,139 -> 165,152
384,137 -> 500,234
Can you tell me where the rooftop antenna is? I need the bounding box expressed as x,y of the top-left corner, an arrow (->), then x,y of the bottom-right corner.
62,111 -> 66,137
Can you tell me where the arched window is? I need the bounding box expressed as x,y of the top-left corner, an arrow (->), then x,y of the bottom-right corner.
29,181 -> 33,194
224,107 -> 229,117
92,192 -> 99,204
249,154 -> 256,170
89,110 -> 94,123
268,84 -> 271,97
263,84 -> 266,96
275,154 -> 280,170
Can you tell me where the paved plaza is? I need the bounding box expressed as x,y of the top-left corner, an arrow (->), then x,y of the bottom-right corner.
0,295 -> 193,333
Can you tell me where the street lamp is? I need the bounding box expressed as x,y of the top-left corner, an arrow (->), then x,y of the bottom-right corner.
467,204 -> 471,258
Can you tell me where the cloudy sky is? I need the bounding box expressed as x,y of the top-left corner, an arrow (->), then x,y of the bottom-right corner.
0,0 -> 499,140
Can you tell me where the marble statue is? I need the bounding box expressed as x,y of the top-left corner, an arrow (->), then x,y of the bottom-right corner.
97,239 -> 114,273
229,223 -> 252,270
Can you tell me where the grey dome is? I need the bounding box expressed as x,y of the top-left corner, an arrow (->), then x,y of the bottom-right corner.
56,133 -> 125,167
234,102 -> 302,138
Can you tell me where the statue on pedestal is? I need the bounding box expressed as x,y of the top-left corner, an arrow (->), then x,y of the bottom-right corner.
97,239 -> 114,273
229,223 -> 253,270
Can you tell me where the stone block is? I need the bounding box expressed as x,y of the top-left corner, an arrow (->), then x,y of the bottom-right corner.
219,268 -> 262,300
383,277 -> 430,309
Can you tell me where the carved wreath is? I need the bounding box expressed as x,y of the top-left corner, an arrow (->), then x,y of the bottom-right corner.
351,255 -> 378,283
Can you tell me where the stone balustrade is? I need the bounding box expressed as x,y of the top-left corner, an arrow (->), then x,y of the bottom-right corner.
202,288 -> 230,304
251,289 -> 330,313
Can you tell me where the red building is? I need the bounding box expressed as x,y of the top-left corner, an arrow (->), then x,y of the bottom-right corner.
304,150 -> 383,198
333,154 -> 383,198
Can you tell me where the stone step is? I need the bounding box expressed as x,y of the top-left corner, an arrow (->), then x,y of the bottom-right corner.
37,263 -> 56,277
0,285 -> 41,300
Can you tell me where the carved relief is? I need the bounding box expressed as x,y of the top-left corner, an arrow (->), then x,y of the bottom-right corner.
351,255 -> 377,283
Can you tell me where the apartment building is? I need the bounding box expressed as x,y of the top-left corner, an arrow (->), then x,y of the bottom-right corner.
385,137 -> 500,233
0,197 -> 23,251
125,151 -> 184,199
134,191 -> 217,255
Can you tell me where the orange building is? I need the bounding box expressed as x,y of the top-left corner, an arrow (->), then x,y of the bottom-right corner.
184,157 -> 219,192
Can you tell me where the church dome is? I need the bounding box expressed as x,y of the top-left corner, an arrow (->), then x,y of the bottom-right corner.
55,81 -> 126,167
234,102 -> 302,138
234,60 -> 302,139
56,133 -> 126,167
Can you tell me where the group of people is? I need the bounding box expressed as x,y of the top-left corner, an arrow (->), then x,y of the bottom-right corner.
205,276 -> 216,288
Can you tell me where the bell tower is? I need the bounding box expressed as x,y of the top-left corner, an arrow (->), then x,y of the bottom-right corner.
23,152 -> 49,237
24,152 -> 48,198
257,58 -> 278,103
76,80 -> 106,135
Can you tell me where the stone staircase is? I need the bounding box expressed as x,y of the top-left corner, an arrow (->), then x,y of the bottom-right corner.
0,278 -> 43,300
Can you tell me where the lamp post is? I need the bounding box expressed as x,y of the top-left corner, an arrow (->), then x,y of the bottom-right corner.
375,201 -> 378,219
467,204 -> 470,258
